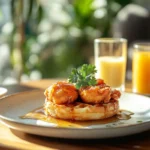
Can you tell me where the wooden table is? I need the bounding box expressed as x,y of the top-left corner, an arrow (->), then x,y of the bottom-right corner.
0,79 -> 150,150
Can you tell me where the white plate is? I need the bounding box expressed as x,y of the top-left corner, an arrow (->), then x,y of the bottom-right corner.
0,90 -> 150,139
0,87 -> 7,98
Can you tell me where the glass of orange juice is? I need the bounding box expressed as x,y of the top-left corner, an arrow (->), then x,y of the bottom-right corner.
94,38 -> 127,90
132,43 -> 150,95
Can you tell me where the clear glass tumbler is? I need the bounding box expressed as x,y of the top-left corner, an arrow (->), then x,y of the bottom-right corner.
94,38 -> 127,90
132,43 -> 150,95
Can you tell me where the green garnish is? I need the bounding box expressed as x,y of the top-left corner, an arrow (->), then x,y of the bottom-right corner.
68,64 -> 97,89
137,121 -> 143,123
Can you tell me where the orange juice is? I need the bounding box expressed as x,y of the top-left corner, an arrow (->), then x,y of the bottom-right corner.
95,56 -> 126,88
132,51 -> 150,94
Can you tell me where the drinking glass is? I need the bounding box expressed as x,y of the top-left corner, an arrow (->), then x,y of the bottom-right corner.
132,43 -> 150,95
94,38 -> 127,90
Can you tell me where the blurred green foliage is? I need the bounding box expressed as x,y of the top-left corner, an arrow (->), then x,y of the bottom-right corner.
0,0 -> 132,81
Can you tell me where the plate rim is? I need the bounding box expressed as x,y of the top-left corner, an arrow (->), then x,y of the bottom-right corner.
0,87 -> 7,97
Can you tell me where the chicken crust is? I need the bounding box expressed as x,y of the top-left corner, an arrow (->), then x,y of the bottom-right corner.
44,81 -> 78,104
79,85 -> 111,104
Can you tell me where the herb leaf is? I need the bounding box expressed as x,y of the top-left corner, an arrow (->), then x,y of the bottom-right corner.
68,64 -> 97,89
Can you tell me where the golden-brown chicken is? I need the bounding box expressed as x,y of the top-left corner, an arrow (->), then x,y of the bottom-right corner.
79,79 -> 112,104
79,86 -> 111,104
44,81 -> 78,104
111,89 -> 121,100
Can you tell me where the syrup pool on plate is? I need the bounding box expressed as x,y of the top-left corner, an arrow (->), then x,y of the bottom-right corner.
20,107 -> 133,128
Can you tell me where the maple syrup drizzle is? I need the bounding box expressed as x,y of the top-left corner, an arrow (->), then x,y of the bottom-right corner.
20,107 -> 133,128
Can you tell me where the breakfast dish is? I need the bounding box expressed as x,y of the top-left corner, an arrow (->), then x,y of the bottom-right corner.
44,64 -> 121,121
0,64 -> 149,139
0,90 -> 150,139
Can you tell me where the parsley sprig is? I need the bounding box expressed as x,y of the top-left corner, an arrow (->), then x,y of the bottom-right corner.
68,64 -> 97,89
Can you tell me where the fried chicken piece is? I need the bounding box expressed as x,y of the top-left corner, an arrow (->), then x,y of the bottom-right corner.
79,79 -> 111,104
44,81 -> 78,104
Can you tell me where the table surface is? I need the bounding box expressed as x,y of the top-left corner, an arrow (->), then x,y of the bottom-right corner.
0,79 -> 150,150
